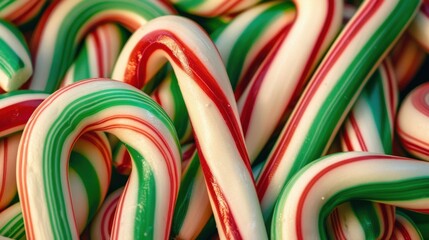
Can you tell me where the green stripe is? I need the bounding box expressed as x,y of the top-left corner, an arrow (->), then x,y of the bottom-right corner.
43,87 -> 177,238
0,89 -> 46,99
0,19 -> 29,52
289,0 -> 419,179
126,146 -> 156,239
0,38 -> 24,78
319,177 -> 429,239
171,150 -> 200,237
69,151 -> 101,223
350,201 -> 381,239
363,72 -> 392,154
44,0 -> 168,93
0,0 -> 14,9
169,74 -> 189,140
173,0 -> 205,10
0,211 -> 24,238
216,2 -> 294,89
73,44 -> 91,82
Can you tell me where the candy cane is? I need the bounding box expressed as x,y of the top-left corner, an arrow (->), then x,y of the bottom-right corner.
29,0 -> 171,93
0,131 -> 112,238
272,152 -> 429,239
0,19 -> 32,92
112,15 -> 267,239
256,0 -> 421,221
60,23 -> 129,87
90,187 -> 123,240
409,0 -> 429,52
17,79 -> 181,239
327,59 -> 398,239
236,0 -> 343,161
391,211 -> 423,240
397,82 -> 429,161
390,34 -> 426,91
214,1 -> 296,95
0,133 -> 21,211
168,0 -> 261,17
0,0 -> 48,28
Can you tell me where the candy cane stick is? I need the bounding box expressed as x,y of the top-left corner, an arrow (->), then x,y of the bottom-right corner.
237,0 -> 343,161
0,0 -> 48,28
272,152 -> 429,239
112,15 -> 267,239
0,19 -> 32,92
326,59 -> 398,239
397,82 -> 429,161
0,203 -> 24,240
0,133 -> 21,211
60,23 -> 129,87
168,0 -> 261,17
391,211 -> 423,240
29,0 -> 171,93
409,0 -> 429,52
17,79 -> 181,239
256,0 -> 421,220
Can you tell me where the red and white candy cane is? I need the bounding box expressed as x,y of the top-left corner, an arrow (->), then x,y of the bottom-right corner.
409,0 -> 429,52
256,0 -> 421,220
397,82 -> 429,161
272,152 -> 429,239
17,79 -> 181,239
112,15 -> 267,239
236,0 -> 343,161
29,0 -> 172,93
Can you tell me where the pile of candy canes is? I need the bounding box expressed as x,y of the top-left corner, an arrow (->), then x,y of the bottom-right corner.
0,0 -> 429,239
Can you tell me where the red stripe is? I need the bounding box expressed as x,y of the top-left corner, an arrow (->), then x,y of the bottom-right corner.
397,127 -> 429,156
103,194 -> 120,239
349,112 -> 368,151
378,204 -> 395,239
257,0 -> 383,199
0,99 -> 45,135
421,1 -> 429,17
0,138 -> 7,206
340,127 -> 354,151
411,82 -> 429,117
196,136 -> 242,239
5,0 -> 43,25
295,155 -> 408,238
92,29 -> 105,77
395,219 -> 412,240
206,0 -> 242,17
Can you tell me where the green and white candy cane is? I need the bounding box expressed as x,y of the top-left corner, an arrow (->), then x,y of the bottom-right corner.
60,23 -> 129,87
29,0 -> 171,93
112,15 -> 267,239
272,152 -> 429,239
17,79 -> 181,240
0,131 -> 113,239
326,59 -> 398,239
256,0 -> 421,221
0,19 -> 32,92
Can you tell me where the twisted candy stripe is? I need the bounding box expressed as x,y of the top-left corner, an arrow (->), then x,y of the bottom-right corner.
17,79 -> 181,239
256,0 -> 421,220
236,0 -> 343,161
272,152 -> 429,239
29,0 -> 171,93
409,0 -> 429,52
112,15 -> 267,239
0,19 -> 32,92
397,82 -> 429,161
390,211 -> 423,240
60,23 -> 129,87
169,0 -> 261,17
